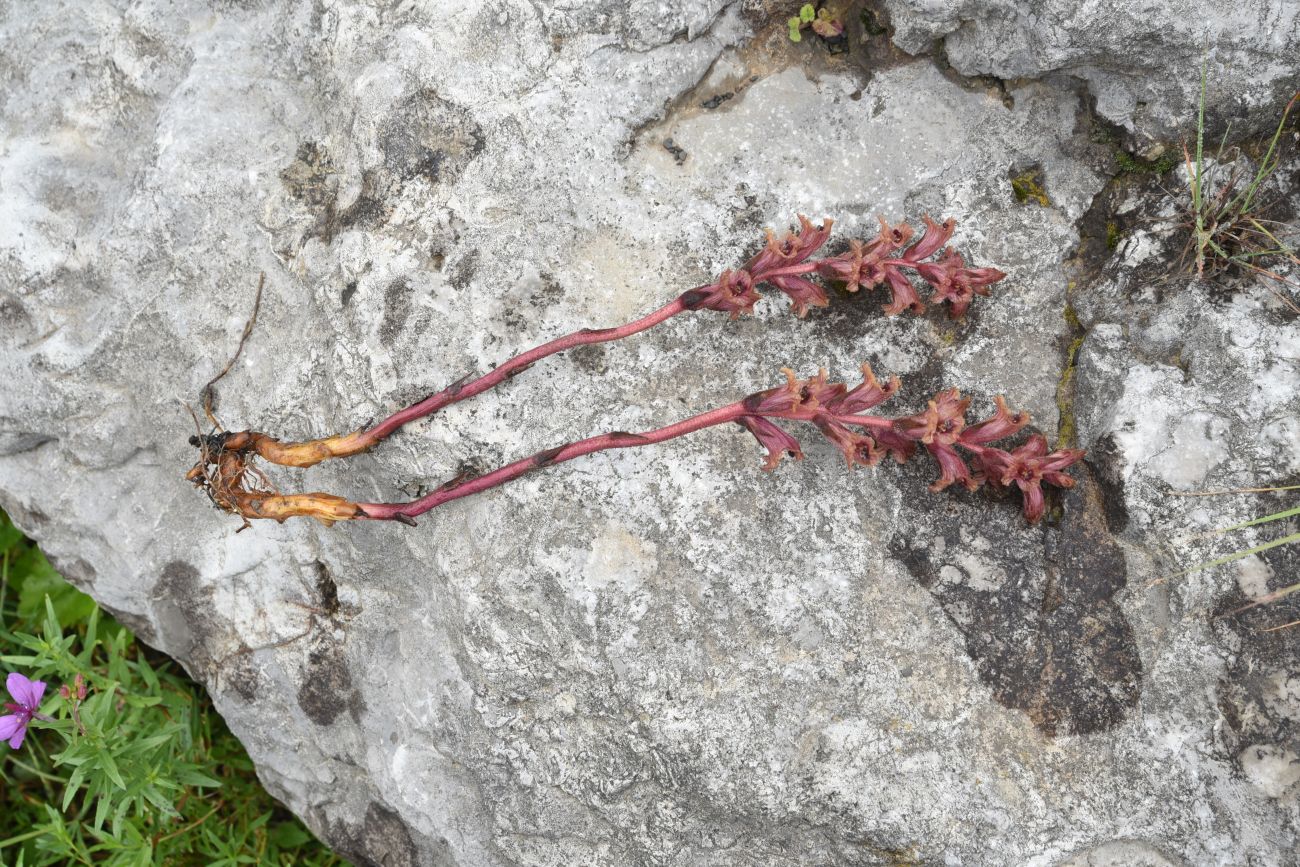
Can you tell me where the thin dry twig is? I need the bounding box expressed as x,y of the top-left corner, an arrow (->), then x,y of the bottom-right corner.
201,272 -> 264,428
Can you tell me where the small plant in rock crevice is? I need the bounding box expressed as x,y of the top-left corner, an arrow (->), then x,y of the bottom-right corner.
185,213 -> 1085,529
787,3 -> 843,43
1178,65 -> 1300,305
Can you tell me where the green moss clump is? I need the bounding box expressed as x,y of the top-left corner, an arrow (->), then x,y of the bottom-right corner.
1115,149 -> 1178,175
1105,220 -> 1122,250
1010,169 -> 1051,206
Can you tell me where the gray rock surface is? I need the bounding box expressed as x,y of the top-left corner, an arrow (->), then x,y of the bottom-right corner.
1,2 -> 1297,865
882,0 -> 1300,147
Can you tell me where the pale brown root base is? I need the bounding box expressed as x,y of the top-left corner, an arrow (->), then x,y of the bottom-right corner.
220,430 -> 373,468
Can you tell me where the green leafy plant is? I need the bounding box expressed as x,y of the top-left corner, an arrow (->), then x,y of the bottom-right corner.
1179,65 -> 1299,305
788,3 -> 842,42
0,510 -> 349,865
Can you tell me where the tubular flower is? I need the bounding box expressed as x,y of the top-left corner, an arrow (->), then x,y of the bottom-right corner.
972,435 -> 1086,523
893,389 -> 970,446
769,274 -> 829,317
686,268 -> 760,318
745,214 -> 834,275
824,363 -> 900,415
737,416 -> 803,470
960,395 -> 1030,445
892,389 -> 977,492
743,367 -> 843,418
814,416 -> 882,467
882,269 -> 925,315
898,214 -> 957,263
816,216 -> 919,300
916,247 -> 1007,318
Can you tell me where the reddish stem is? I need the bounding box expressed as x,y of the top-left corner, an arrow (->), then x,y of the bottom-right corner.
355,294 -> 692,449
358,402 -> 748,522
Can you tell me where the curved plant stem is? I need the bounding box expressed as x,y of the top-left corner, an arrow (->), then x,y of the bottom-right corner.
220,294 -> 695,469
359,295 -> 692,446
358,401 -> 748,523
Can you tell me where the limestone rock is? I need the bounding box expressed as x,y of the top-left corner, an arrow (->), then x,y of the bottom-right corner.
882,0 -> 1300,146
1,2 -> 1297,864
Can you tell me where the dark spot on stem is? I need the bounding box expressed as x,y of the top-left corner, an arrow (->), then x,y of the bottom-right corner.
679,288 -> 711,310
535,446 -> 566,466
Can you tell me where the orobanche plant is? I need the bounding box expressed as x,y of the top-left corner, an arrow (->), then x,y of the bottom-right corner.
187,215 -> 1083,528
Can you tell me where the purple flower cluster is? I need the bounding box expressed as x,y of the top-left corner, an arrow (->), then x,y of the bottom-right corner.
686,214 -> 1006,319
736,367 -> 1084,524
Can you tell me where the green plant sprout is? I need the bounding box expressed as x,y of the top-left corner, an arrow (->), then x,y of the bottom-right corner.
788,3 -> 842,42
787,4 -> 814,42
1180,64 -> 1300,312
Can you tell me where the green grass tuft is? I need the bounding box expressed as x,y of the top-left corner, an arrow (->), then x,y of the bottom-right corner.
0,509 -> 351,865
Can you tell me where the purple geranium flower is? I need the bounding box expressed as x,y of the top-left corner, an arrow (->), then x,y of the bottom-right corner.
0,672 -> 49,749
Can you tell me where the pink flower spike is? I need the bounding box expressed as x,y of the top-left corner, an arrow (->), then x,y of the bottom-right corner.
1,672 -> 48,750
900,214 -> 956,262
737,416 -> 803,470
960,396 -> 1030,446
